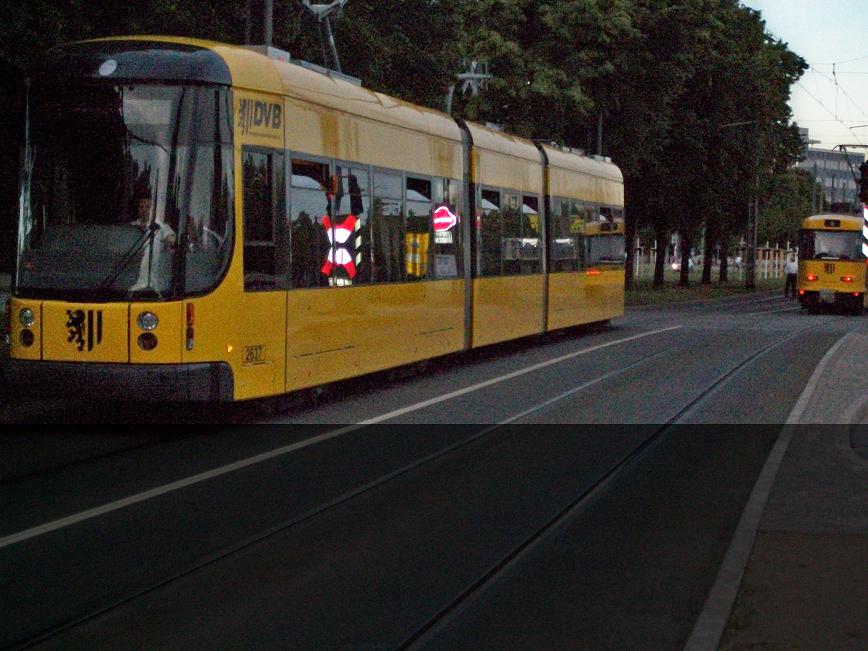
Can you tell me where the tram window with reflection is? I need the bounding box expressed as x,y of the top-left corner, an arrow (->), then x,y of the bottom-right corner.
242,147 -> 287,291
478,188 -> 502,276
586,206 -> 626,266
549,197 -> 585,271
330,163 -> 370,286
478,188 -> 542,277
432,178 -> 463,279
798,228 -> 862,261
290,157 -> 331,288
371,171 -> 405,283
17,83 -> 234,301
406,176 -> 432,279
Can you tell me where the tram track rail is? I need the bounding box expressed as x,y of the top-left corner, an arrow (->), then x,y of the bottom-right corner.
395,323 -> 822,649
0,434 -> 199,487
8,336 -> 679,649
5,321 -> 829,649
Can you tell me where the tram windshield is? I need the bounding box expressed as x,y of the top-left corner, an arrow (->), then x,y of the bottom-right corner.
799,229 -> 862,261
17,83 -> 234,301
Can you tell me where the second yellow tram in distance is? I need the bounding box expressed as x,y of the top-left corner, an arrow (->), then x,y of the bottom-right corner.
8,37 -> 625,401
797,214 -> 866,315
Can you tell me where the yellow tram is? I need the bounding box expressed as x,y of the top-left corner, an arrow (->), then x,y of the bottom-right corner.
797,214 -> 866,315
8,37 -> 625,401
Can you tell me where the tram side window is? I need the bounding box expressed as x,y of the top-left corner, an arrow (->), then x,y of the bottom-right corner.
587,205 -> 625,266
183,144 -> 234,294
521,195 -> 542,274
572,200 -> 590,269
290,158 -> 331,288
501,192 -> 523,275
550,197 -> 578,271
431,178 -> 463,279
332,164 -> 370,286
406,176 -> 432,280
478,188 -> 502,276
242,147 -> 286,291
371,171 -> 405,283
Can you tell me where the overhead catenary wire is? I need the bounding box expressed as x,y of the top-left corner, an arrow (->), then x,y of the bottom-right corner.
811,53 -> 868,66
794,81 -> 867,147
807,65 -> 868,124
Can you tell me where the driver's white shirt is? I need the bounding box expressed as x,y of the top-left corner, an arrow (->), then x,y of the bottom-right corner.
130,219 -> 176,291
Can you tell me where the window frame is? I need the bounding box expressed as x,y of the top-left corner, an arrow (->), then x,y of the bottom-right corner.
241,144 -> 288,292
287,151 -> 332,289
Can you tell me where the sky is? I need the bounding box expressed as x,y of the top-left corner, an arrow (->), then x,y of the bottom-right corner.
742,0 -> 868,153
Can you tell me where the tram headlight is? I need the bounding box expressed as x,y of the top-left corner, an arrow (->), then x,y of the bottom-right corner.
19,308 -> 35,327
137,333 -> 158,351
20,329 -> 34,347
136,311 -> 159,331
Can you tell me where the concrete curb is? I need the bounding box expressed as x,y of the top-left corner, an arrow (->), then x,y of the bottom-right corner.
683,334 -> 850,651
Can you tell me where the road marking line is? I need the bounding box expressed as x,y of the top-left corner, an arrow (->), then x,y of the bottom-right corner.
786,333 -> 850,425
684,333 -> 849,651
751,295 -> 791,303
498,350 -> 669,425
0,326 -> 681,550
0,427 -> 360,550
746,306 -> 801,315
358,326 -> 682,424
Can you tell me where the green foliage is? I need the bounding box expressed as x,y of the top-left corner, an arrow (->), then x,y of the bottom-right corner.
757,169 -> 816,246
0,0 -> 809,284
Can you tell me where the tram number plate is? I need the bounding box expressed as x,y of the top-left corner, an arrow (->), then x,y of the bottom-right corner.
819,291 -> 834,302
243,345 -> 266,365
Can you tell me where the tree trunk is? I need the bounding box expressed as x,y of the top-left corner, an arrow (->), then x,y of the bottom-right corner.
678,237 -> 690,287
719,240 -> 729,283
701,233 -> 714,284
653,229 -> 667,287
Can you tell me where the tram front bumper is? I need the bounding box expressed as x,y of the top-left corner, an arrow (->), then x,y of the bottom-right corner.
4,359 -> 234,402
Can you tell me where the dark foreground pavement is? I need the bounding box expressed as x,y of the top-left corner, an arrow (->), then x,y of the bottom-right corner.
1,291 -> 866,650
717,330 -> 868,651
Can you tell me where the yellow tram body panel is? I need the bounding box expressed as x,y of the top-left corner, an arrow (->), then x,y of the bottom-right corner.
472,276 -> 545,347
798,259 -> 866,294
285,280 -> 465,392
8,297 -> 42,361
547,269 -> 625,330
10,36 -> 628,401
797,214 -> 866,311
9,298 -> 183,364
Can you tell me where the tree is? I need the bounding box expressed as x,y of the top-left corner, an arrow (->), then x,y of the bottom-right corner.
757,169 -> 816,247
0,0 -> 809,285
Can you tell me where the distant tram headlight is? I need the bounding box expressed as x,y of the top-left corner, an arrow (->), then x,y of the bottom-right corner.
136,311 -> 159,331
20,329 -> 34,347
19,308 -> 35,327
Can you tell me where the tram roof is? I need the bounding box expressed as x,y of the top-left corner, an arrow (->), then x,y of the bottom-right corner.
463,122 -> 542,163
541,144 -> 623,183
36,37 -> 234,86
40,36 -> 627,177
801,214 -> 862,230
41,36 -> 463,143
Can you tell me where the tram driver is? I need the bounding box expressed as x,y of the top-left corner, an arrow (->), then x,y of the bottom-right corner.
129,194 -> 176,292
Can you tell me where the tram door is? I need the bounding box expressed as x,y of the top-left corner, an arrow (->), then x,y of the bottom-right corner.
234,93 -> 287,399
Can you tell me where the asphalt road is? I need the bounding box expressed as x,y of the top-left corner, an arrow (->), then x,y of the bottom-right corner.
0,293 -> 864,650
